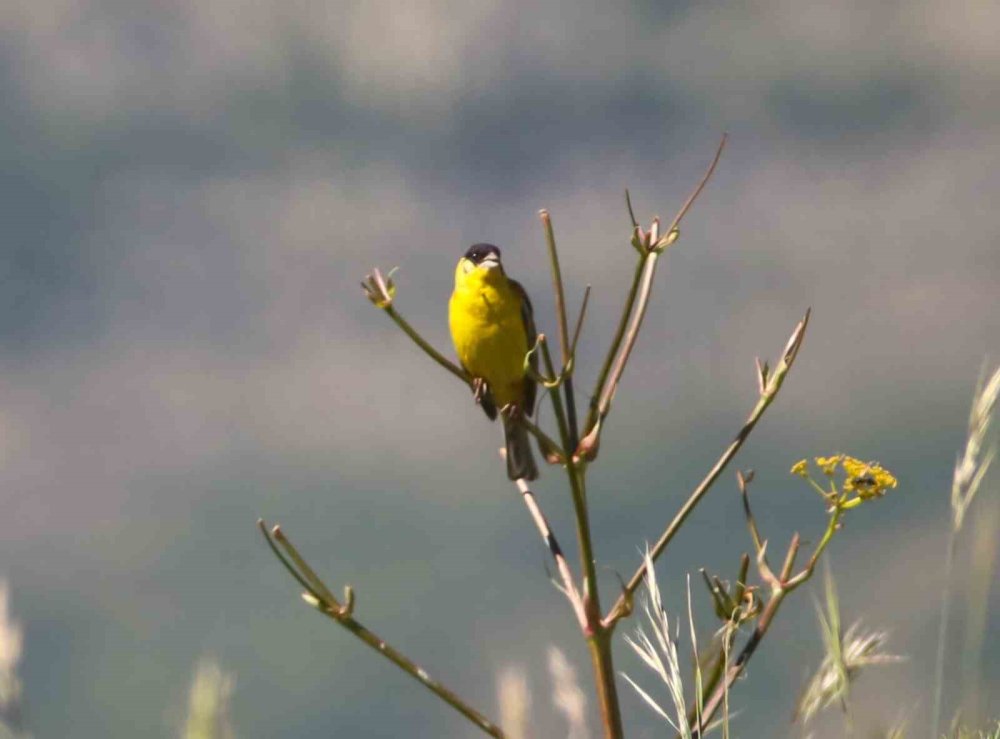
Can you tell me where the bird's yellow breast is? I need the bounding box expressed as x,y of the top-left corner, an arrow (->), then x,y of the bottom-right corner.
449,263 -> 528,409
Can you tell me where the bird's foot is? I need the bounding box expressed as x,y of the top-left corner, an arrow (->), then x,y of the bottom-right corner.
472,377 -> 489,405
500,403 -> 521,420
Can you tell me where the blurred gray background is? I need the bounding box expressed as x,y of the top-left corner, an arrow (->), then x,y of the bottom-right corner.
1,0 -> 998,736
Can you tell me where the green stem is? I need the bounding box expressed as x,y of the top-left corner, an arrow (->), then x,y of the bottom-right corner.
540,210 -> 580,449
786,508 -> 841,589
691,591 -> 787,739
688,624 -> 736,729
331,610 -> 505,737
692,505 -> 842,738
567,464 -> 624,738
584,254 -> 647,435
605,310 -> 809,626
384,305 -> 470,385
605,390 -> 774,623
540,337 -> 573,453
259,522 -> 504,738
593,252 -> 662,420
588,629 -> 624,739
930,526 -> 958,739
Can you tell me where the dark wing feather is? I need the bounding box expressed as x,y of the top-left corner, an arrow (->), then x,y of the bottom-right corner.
509,278 -> 538,415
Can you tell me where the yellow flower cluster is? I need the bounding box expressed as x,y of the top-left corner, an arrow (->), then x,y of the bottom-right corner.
789,454 -> 898,506
841,456 -> 898,500
815,455 -> 843,476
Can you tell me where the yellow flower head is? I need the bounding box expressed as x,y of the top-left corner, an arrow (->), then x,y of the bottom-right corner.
790,459 -> 809,478
815,455 -> 844,476
841,456 -> 898,500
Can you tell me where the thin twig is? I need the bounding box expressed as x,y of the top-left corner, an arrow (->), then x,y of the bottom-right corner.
259,520 -> 505,738
625,189 -> 639,229
691,592 -> 786,739
570,286 -> 592,361
506,407 -> 567,464
385,305 -> 470,384
583,134 -> 728,445
515,478 -> 588,629
583,254 -> 647,436
539,335 -> 573,453
605,309 -> 810,627
664,134 -> 728,236
362,268 -> 469,384
691,480 -> 843,737
540,210 -> 580,448
593,251 -> 662,421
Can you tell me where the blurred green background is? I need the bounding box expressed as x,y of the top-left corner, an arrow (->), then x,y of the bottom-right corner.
1,0 -> 998,736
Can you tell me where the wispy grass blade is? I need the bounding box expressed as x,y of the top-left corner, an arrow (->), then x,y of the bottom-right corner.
622,549 -> 693,739
931,364 -> 1000,739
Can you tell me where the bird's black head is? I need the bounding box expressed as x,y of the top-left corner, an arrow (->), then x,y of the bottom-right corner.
464,243 -> 502,266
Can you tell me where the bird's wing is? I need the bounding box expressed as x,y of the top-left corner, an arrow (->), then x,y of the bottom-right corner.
509,278 -> 538,414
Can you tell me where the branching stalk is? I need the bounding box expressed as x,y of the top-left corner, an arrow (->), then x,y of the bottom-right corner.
258,521 -> 505,738
583,133 -> 728,447
689,477 -> 844,738
605,310 -> 810,626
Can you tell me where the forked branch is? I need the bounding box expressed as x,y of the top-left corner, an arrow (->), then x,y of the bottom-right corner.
605,308 -> 810,627
689,470 -> 844,738
581,134 -> 728,455
258,520 -> 505,738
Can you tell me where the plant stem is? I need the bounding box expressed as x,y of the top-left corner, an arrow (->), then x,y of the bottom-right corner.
539,212 -> 624,738
593,251 -> 661,420
515,478 -> 588,630
566,463 -> 624,738
540,210 -> 580,448
691,590 -> 787,739
691,503 -> 841,737
930,526 -> 958,739
605,310 -> 809,626
588,629 -> 624,739
384,305 -> 470,384
330,608 -> 505,737
585,254 -> 647,435
259,521 -> 505,738
584,133 -> 727,440
540,337 -> 573,453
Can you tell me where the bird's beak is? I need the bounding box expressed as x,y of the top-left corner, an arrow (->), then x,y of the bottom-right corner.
481,254 -> 501,269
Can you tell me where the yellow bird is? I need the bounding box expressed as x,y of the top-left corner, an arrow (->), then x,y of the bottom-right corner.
449,244 -> 539,481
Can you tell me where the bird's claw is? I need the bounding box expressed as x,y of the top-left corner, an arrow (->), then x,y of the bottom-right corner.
472,377 -> 489,405
501,403 -> 522,420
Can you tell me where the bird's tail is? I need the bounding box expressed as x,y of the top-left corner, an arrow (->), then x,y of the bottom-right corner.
502,415 -> 539,481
